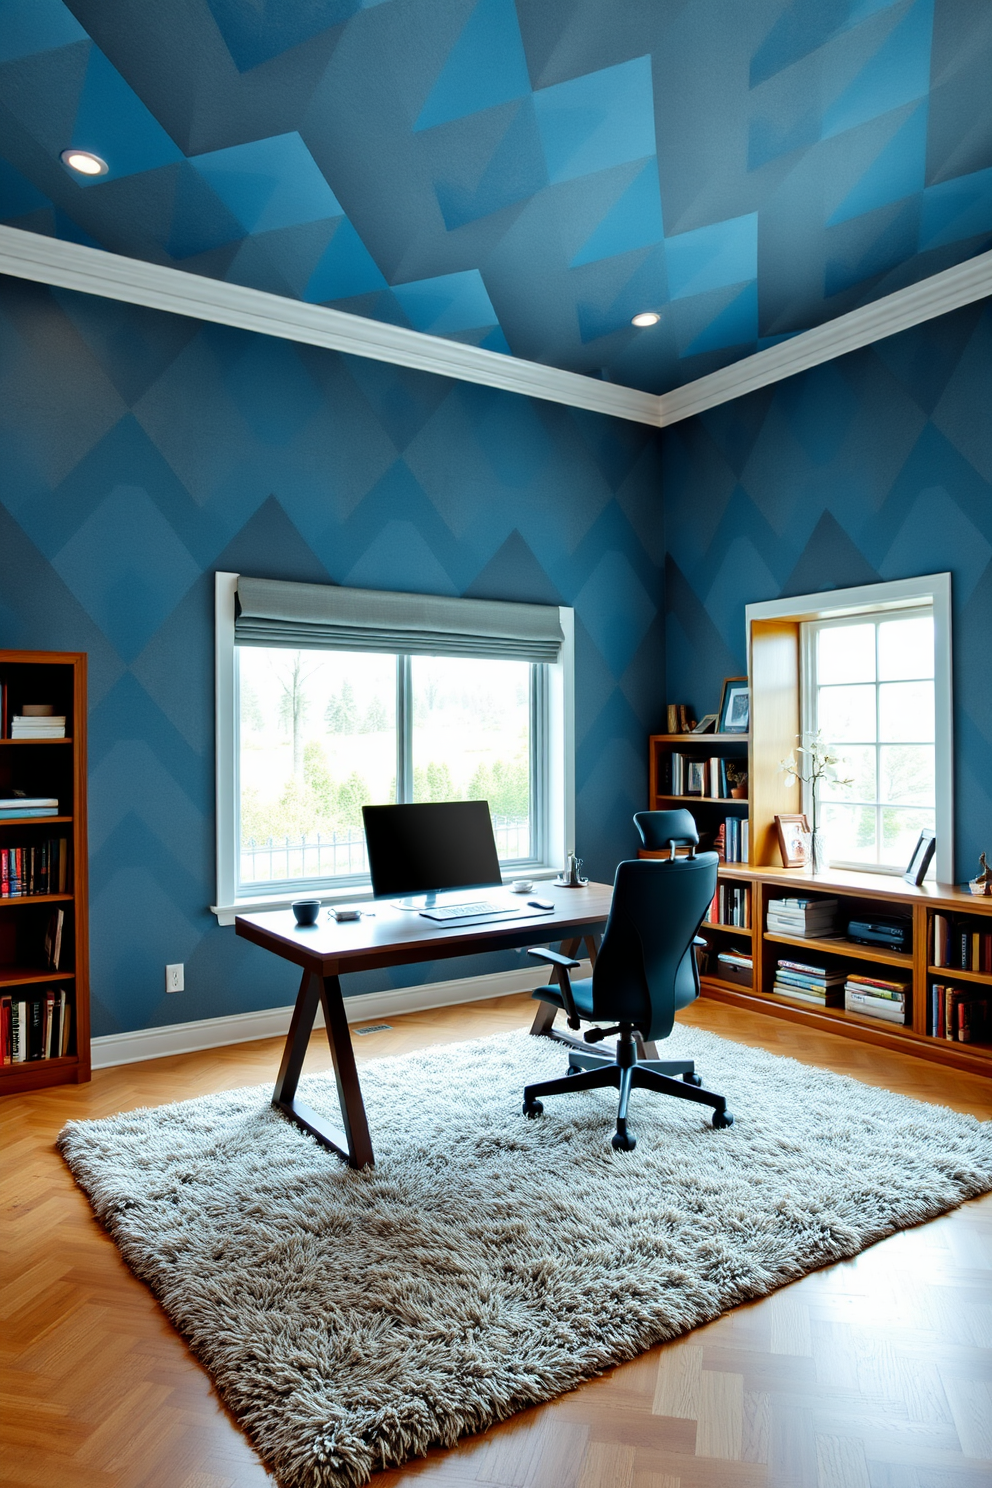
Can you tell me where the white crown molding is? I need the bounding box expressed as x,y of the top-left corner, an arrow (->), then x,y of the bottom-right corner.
0,225 -> 659,425
89,961 -> 588,1069
1,225 -> 990,430
658,248 -> 992,426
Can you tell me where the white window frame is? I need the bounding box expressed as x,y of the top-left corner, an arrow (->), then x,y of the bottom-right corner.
746,574 -> 953,882
800,605 -> 937,874
211,572 -> 575,924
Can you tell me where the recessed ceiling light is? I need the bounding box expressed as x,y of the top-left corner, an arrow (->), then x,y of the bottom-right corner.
631,311 -> 660,328
60,149 -> 108,177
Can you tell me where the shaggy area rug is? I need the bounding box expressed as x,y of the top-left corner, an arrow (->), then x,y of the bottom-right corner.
59,1026 -> 992,1488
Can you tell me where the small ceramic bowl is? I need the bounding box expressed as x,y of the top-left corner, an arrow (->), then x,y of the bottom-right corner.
292,899 -> 321,926
509,879 -> 534,893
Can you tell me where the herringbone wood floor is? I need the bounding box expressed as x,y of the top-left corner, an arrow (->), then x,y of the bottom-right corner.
2,995 -> 990,1488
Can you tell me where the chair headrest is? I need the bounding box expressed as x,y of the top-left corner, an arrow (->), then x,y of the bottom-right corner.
633,809 -> 699,859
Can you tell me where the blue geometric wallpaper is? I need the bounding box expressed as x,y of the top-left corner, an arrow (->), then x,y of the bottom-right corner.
1,0 -> 990,394
662,298 -> 992,883
0,275 -> 664,1036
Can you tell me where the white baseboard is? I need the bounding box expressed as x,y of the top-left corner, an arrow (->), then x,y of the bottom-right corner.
90,963 -> 588,1070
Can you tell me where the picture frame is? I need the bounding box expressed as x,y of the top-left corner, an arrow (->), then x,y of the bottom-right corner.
775,813 -> 811,869
903,830 -> 936,886
686,760 -> 706,796
691,713 -> 718,734
718,677 -> 749,734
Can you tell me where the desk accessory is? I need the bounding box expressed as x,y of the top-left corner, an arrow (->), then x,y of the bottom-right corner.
291,900 -> 320,926
528,898 -> 553,910
556,853 -> 588,887
509,879 -> 534,892
331,907 -> 362,921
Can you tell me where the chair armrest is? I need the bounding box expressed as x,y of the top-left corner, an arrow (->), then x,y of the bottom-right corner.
692,935 -> 707,948
527,947 -> 581,969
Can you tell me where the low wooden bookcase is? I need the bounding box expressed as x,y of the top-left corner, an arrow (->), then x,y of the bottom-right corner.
0,650 -> 90,1093
697,864 -> 992,1078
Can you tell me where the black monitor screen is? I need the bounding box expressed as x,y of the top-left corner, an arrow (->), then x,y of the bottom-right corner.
362,801 -> 502,900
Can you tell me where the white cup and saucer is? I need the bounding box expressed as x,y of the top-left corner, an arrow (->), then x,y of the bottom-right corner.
509,879 -> 534,893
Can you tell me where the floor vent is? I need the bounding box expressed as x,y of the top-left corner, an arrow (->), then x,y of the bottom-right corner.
354,1023 -> 392,1035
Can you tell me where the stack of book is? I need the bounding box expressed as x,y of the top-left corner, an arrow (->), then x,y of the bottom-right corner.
0,987 -> 72,1063
715,947 -> 752,986
0,795 -> 59,820
930,983 -> 990,1042
844,973 -> 909,1024
766,897 -> 838,938
772,958 -> 845,1006
10,713 -> 66,739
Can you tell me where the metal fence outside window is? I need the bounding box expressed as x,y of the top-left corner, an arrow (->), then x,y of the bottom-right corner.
240,817 -> 530,885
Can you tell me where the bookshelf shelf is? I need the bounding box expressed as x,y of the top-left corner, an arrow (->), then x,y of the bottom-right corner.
0,967 -> 75,987
928,964 -> 992,987
703,921 -> 752,936
0,815 -> 73,825
0,893 -> 74,907
0,651 -> 89,1091
764,931 -> 914,970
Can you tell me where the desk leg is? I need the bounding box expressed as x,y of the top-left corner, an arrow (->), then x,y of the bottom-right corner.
272,969 -> 374,1169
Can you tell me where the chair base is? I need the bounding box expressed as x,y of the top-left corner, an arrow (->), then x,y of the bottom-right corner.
523,1034 -> 732,1151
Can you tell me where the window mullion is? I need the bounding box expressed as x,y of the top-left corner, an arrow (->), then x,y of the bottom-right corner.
396,653 -> 412,803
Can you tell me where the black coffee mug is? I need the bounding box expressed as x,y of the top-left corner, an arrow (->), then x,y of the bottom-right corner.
292,899 -> 321,926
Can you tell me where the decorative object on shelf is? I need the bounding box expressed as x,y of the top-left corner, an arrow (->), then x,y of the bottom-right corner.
691,714 -> 718,734
717,678 -> 749,733
555,852 -> 588,887
665,704 -> 695,733
967,850 -> 992,896
774,813 -> 811,868
903,831 -> 937,887
778,732 -> 853,875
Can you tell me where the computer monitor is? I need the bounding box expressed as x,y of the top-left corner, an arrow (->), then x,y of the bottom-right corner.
362,800 -> 502,908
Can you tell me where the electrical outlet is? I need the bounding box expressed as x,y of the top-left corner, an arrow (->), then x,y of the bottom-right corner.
166,963 -> 184,993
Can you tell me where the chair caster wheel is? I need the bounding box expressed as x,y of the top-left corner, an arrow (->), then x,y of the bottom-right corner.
611,1129 -> 636,1152
522,1100 -> 543,1119
712,1107 -> 734,1129
567,1064 -> 582,1076
683,1071 -> 702,1086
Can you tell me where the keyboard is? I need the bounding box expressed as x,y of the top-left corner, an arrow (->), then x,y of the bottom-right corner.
420,900 -> 509,921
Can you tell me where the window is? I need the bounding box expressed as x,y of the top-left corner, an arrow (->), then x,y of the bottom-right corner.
214,575 -> 573,921
746,574 -> 953,882
802,609 -> 936,872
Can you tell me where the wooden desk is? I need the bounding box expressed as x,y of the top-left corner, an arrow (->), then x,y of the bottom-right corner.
236,882 -> 612,1168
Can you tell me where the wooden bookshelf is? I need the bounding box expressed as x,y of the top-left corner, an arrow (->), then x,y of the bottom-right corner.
0,651 -> 89,1093
690,864 -> 992,1078
647,732 -> 749,860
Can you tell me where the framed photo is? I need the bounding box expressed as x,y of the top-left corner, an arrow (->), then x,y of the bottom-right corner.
686,760 -> 706,796
691,713 -> 719,734
903,831 -> 936,886
718,677 -> 749,733
775,813 -> 811,869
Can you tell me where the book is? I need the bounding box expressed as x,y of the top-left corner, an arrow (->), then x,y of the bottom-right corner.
845,990 -> 907,1023
44,908 -> 64,969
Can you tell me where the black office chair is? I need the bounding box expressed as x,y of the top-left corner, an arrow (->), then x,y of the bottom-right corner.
522,810 -> 732,1151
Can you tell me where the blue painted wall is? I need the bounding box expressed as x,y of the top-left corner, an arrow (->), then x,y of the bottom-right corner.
662,299 -> 992,882
0,277 -> 664,1035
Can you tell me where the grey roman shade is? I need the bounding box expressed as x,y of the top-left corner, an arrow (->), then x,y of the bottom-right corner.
234,576 -> 564,663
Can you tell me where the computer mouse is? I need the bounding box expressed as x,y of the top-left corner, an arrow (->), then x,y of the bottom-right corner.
528,898 -> 554,910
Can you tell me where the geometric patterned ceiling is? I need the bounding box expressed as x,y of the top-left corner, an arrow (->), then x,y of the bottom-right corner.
1,0 -> 990,395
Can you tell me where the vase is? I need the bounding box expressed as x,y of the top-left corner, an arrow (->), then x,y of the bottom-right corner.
810,829 -> 827,875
